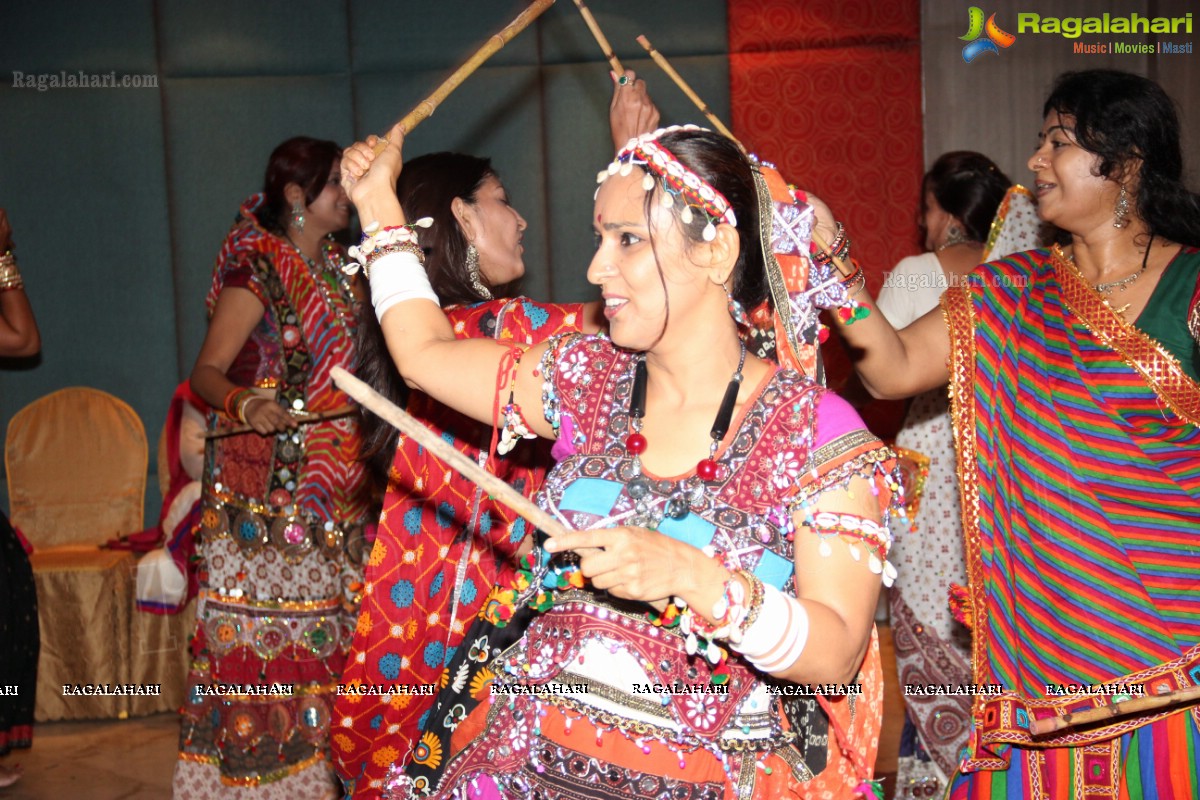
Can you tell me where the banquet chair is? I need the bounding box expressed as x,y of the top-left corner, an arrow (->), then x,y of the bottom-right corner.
6,387 -> 147,720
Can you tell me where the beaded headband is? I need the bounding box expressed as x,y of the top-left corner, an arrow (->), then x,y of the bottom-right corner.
596,125 -> 737,241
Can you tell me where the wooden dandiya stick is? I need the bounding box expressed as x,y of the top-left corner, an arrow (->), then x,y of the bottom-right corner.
636,35 -> 739,145
205,405 -> 358,440
1029,685 -> 1200,737
331,366 -> 569,539
635,35 -> 849,271
371,0 -> 556,155
571,0 -> 624,75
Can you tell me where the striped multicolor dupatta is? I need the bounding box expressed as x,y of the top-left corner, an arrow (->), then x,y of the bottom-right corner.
942,247 -> 1200,795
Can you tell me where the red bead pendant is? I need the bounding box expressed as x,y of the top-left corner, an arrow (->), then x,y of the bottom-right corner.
625,432 -> 648,454
697,458 -> 718,481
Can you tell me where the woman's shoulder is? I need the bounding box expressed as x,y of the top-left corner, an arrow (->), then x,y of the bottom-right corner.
218,195 -> 283,266
500,297 -> 588,341
976,247 -> 1050,279
759,369 -> 865,439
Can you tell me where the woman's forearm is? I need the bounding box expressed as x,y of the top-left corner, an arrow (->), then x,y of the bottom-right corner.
0,288 -> 40,357
835,287 -> 951,399
190,364 -> 240,410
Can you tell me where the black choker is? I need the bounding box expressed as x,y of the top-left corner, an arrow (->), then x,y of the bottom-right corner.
623,343 -> 746,524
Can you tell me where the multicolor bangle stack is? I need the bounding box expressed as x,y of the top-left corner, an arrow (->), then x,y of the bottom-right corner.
344,217 -> 433,278
815,223 -> 851,264
222,387 -> 263,424
0,251 -> 23,292
809,221 -> 870,323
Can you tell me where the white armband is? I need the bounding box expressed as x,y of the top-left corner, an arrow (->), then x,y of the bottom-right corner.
369,251 -> 441,322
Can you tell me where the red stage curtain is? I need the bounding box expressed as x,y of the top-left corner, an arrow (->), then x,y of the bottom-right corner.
728,0 -> 922,430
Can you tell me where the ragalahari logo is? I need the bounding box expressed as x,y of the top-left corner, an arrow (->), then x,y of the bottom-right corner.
960,7 -> 1017,62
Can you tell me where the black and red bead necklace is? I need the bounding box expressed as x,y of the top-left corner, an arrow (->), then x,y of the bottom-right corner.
624,342 -> 746,524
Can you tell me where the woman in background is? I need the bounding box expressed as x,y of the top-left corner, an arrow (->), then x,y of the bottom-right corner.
175,137 -> 371,799
0,207 -> 41,789
873,152 -> 1012,798
837,69 -> 1200,797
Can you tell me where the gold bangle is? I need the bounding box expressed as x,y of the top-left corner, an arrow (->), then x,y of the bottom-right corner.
733,569 -> 765,641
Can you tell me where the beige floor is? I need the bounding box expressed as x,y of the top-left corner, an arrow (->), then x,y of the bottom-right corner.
0,712 -> 177,800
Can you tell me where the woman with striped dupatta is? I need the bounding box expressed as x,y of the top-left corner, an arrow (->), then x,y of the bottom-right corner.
837,69 -> 1200,797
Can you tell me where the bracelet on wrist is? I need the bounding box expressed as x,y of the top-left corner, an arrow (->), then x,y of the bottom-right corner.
236,393 -> 268,424
0,251 -> 20,291
345,218 -> 433,277
222,387 -> 255,421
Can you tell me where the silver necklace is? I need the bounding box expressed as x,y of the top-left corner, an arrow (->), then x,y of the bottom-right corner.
1078,235 -> 1154,295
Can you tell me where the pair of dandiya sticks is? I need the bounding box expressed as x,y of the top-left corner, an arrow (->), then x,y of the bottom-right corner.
334,0 -> 1192,744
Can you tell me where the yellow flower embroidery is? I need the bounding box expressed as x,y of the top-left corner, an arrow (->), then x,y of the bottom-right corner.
469,667 -> 496,700
412,731 -> 442,770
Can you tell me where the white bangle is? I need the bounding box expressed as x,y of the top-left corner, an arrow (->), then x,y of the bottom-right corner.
733,584 -> 809,673
369,251 -> 441,322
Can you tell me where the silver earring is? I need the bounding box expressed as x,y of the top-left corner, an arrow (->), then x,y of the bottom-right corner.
290,201 -> 305,233
1113,185 -> 1130,228
466,244 -> 492,300
936,225 -> 970,252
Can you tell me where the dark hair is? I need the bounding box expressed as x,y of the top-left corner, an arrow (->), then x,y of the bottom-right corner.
922,151 -> 1011,243
636,129 -> 768,346
398,152 -> 519,305
259,136 -> 341,235
357,152 -> 516,481
1043,69 -> 1200,246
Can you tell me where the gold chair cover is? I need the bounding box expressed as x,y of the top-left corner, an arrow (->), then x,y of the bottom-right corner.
6,387 -> 186,719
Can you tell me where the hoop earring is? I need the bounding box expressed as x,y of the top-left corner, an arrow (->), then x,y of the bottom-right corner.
289,202 -> 305,233
1113,185 -> 1130,228
466,244 -> 492,300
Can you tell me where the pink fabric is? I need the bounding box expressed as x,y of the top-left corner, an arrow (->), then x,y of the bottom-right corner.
465,775 -> 503,800
813,389 -> 866,449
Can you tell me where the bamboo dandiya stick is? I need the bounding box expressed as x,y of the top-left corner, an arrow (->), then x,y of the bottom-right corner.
205,405 -> 358,440
371,0 -> 556,155
1029,685 -> 1200,737
636,34 -> 739,145
571,0 -> 624,75
331,366 -> 569,539
636,36 -> 849,273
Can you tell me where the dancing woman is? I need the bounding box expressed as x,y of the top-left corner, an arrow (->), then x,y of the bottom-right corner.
176,136 -> 371,799
341,122 -> 901,797
333,74 -> 656,798
838,69 -> 1200,797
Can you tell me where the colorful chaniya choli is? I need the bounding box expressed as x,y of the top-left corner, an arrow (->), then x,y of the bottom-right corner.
175,194 -> 372,799
333,299 -> 585,798
387,334 -> 901,800
944,247 -> 1200,798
